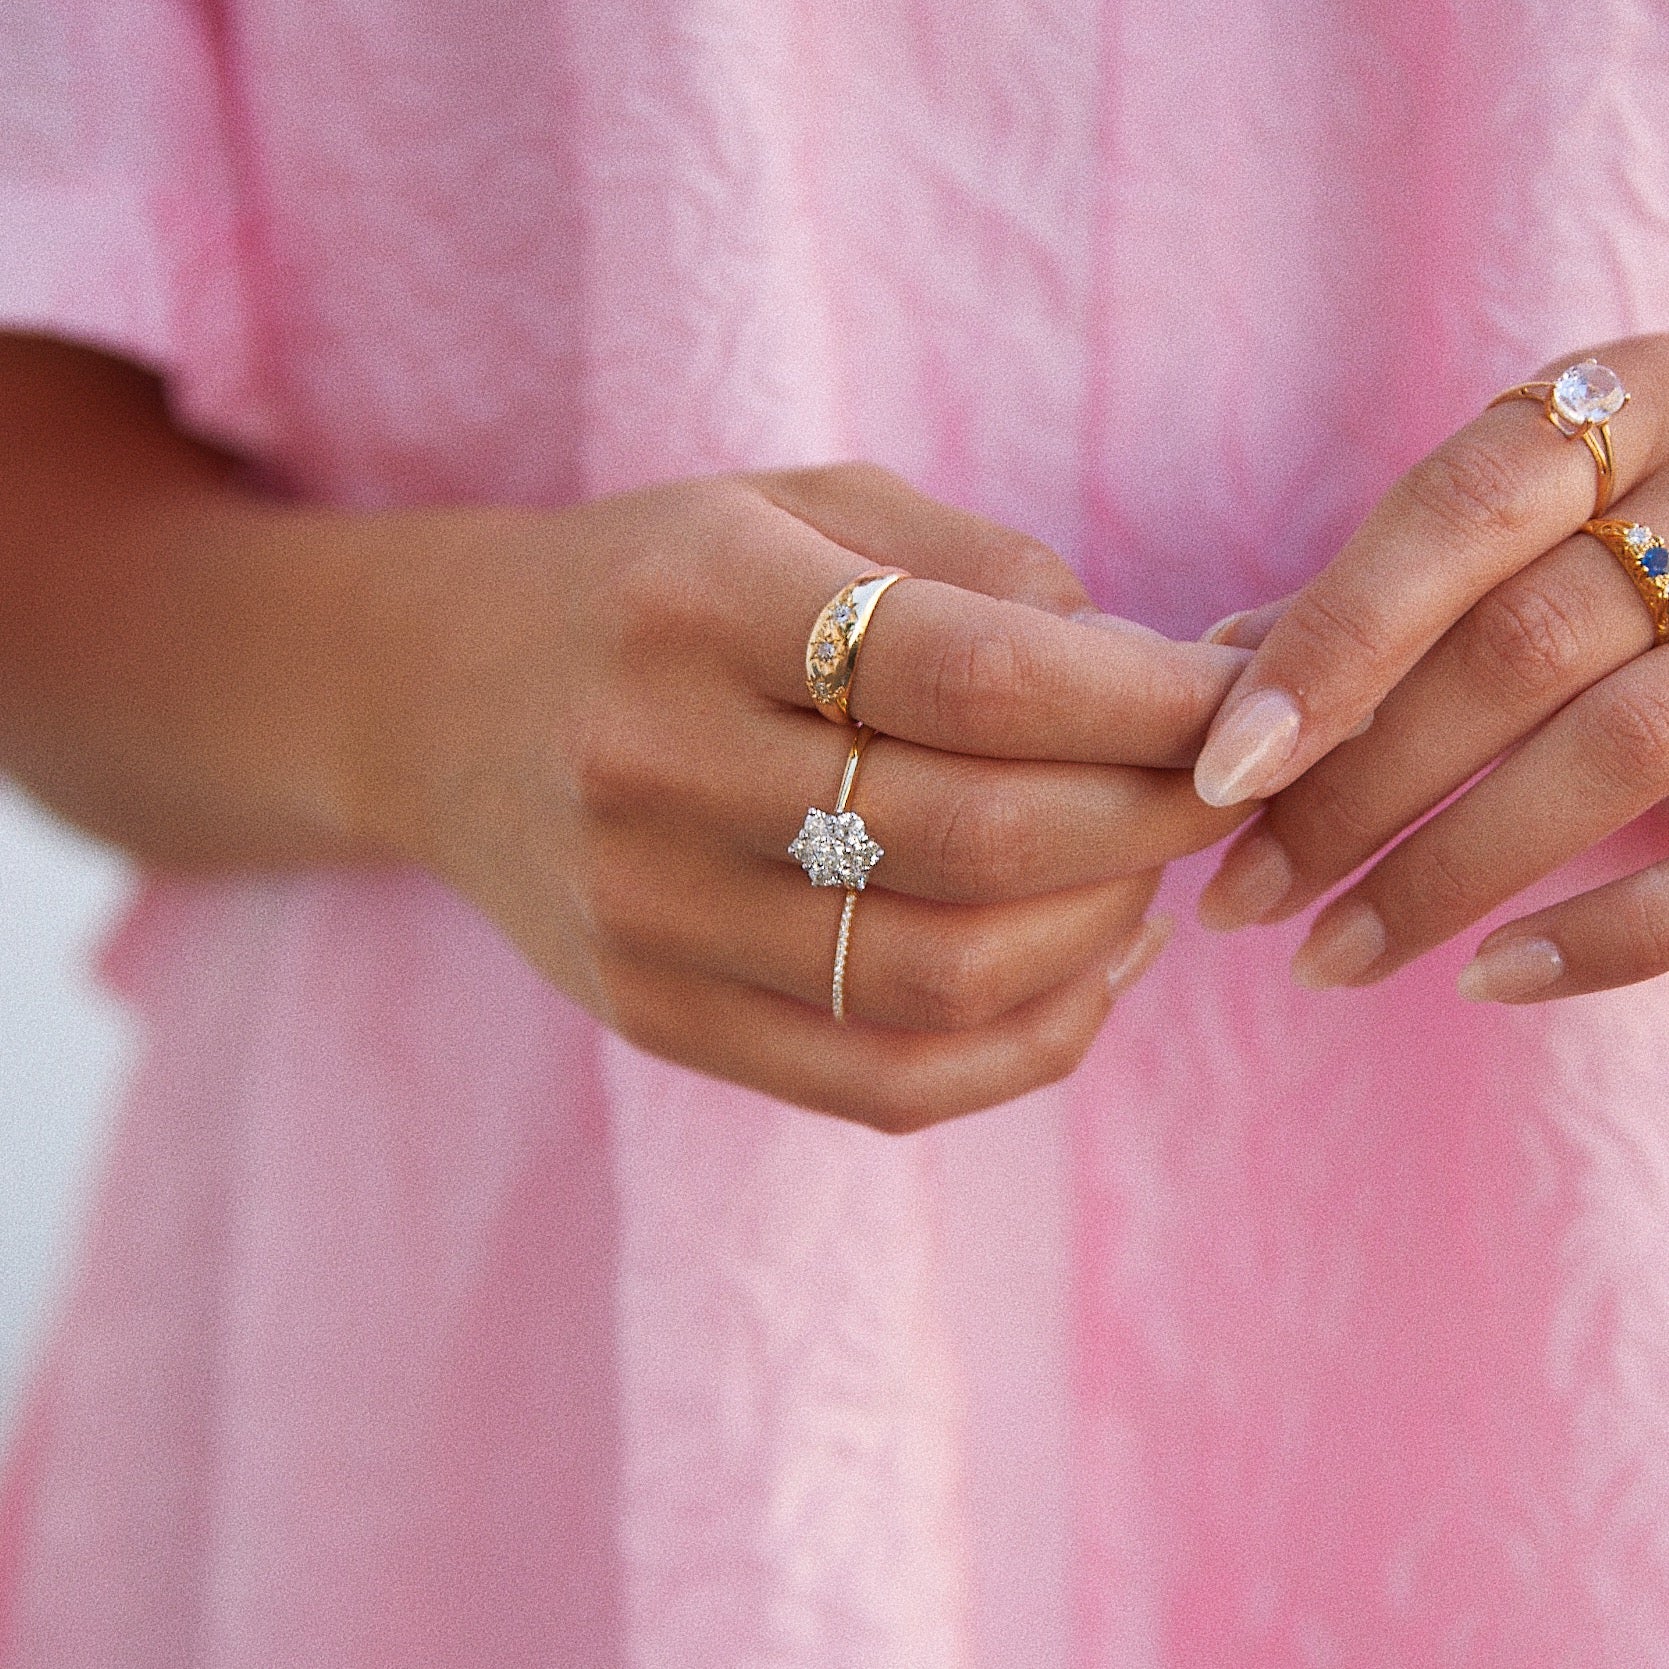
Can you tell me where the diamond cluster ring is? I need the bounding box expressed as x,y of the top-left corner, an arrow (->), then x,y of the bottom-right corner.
789,725 -> 883,1021
1488,358 -> 1630,517
1582,518 -> 1669,643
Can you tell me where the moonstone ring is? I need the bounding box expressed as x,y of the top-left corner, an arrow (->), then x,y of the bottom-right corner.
805,568 -> 909,724
788,725 -> 883,1020
1582,518 -> 1669,643
1488,358 -> 1629,517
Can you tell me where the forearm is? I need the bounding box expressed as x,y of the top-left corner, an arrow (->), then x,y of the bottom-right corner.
0,334 -> 386,870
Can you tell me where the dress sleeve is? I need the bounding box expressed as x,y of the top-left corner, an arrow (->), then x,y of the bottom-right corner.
0,0 -> 260,444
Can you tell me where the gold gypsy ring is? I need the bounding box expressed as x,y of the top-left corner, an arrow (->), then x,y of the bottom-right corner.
788,725 -> 882,1021
1487,358 -> 1629,518
1582,518 -> 1669,644
805,568 -> 909,724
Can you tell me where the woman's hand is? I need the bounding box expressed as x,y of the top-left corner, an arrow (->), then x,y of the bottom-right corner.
1191,333 -> 1669,1004
346,463 -> 1250,1128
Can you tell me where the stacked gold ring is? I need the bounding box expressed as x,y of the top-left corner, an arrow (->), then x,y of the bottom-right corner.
806,568 -> 909,724
1582,518 -> 1669,644
1487,358 -> 1629,518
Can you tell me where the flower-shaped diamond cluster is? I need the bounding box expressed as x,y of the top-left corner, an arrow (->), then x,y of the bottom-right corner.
789,809 -> 884,889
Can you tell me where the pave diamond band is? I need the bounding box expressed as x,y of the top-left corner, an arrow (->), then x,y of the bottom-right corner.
1582,518 -> 1669,643
789,724 -> 882,1020
805,568 -> 909,724
1488,358 -> 1630,518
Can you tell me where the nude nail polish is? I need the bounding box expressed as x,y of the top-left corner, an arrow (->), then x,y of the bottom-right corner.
1193,689 -> 1303,807
1107,915 -> 1174,997
1197,833 -> 1295,932
1457,936 -> 1564,1004
1292,899 -> 1387,989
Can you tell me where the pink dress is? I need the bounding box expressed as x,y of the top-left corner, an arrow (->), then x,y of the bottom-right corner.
6,2 -> 1669,1662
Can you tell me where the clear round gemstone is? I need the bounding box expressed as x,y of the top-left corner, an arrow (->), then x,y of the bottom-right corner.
1627,524 -> 1653,551
814,641 -> 838,665
832,602 -> 857,629
1551,359 -> 1627,430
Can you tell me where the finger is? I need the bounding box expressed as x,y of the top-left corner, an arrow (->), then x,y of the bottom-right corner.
715,490 -> 1250,768
1201,596 -> 1291,649
592,825 -> 1160,1027
631,708 -> 1249,902
755,460 -> 1095,615
597,937 -> 1144,1131
1200,503 -> 1659,930
1193,334 -> 1669,807
1456,861 -> 1669,1003
1284,643 -> 1669,989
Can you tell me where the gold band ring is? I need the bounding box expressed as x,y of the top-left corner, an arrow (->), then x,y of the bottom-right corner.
788,725 -> 882,1021
1582,518 -> 1669,644
806,568 -> 909,725
1487,358 -> 1629,518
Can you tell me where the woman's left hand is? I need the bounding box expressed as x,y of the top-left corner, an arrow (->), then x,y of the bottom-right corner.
1190,333 -> 1669,1004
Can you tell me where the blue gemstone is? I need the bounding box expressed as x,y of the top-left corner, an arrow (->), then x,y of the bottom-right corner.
1643,546 -> 1669,577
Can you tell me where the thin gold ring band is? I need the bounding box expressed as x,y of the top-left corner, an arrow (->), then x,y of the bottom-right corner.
1581,518 -> 1669,644
831,726 -> 876,1022
806,569 -> 909,725
1487,359 -> 1629,519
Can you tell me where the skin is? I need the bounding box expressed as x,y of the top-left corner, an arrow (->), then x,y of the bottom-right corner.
1193,333 -> 1669,1005
0,333 -> 1252,1132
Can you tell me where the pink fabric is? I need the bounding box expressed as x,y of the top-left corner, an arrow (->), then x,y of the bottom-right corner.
6,1 -> 1669,1662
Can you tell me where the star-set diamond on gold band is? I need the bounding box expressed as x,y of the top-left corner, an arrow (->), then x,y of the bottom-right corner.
805,568 -> 909,725
1582,518 -> 1669,644
788,725 -> 882,1021
1487,358 -> 1629,518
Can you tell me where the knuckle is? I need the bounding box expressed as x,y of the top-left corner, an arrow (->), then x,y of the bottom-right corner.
565,711 -> 651,822
897,928 -> 1009,1031
1279,584 -> 1392,669
1619,877 -> 1669,971
924,622 -> 1042,745
1463,582 -> 1588,703
1585,686 -> 1669,792
1275,765 -> 1385,864
1415,841 -> 1486,920
1399,436 -> 1539,548
930,782 -> 1038,900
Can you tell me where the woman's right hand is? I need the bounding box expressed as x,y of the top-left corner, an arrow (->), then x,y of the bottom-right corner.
337,464 -> 1249,1129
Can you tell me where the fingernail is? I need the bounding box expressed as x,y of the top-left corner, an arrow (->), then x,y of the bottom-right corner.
1108,914 -> 1174,997
1202,598 -> 1289,650
1201,609 -> 1251,646
1292,898 -> 1386,989
1194,689 -> 1303,807
1197,833 -> 1295,932
1346,708 -> 1376,740
1457,935 -> 1564,1003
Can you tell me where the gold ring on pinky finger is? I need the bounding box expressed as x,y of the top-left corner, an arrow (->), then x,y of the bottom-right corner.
806,568 -> 909,724
788,725 -> 883,1021
1487,358 -> 1629,518
1581,518 -> 1669,644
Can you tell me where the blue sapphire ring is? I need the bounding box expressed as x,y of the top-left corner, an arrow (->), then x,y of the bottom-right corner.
1583,518 -> 1669,644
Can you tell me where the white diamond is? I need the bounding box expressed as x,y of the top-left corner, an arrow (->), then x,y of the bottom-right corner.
833,602 -> 857,628
1551,359 -> 1626,432
814,641 -> 838,665
1628,524 -> 1653,550
789,808 -> 884,889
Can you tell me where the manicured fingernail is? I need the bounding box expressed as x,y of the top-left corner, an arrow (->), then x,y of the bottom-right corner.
1107,914 -> 1174,997
1202,598 -> 1289,650
1197,833 -> 1295,932
1346,709 -> 1376,740
1292,898 -> 1386,989
1202,609 -> 1251,646
1457,936 -> 1564,1003
1194,689 -> 1303,807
